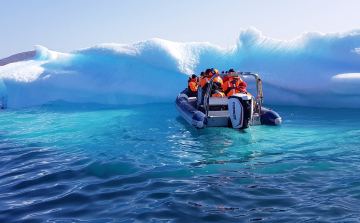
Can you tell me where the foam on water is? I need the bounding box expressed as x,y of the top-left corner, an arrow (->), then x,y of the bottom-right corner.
1,27 -> 360,108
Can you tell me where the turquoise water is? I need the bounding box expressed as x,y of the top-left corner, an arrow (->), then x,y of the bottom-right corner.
1,102 -> 360,222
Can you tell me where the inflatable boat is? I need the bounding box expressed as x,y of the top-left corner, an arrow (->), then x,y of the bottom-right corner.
175,72 -> 281,129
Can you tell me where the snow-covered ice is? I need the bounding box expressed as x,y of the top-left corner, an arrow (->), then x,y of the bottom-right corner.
1,27 -> 360,108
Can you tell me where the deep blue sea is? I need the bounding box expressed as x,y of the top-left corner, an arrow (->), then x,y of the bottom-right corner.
1,102 -> 360,223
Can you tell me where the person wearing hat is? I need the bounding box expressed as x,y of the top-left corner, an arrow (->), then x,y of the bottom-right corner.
222,75 -> 246,97
236,81 -> 247,93
222,69 -> 236,83
188,74 -> 198,97
199,69 -> 211,87
200,68 -> 223,88
237,81 -> 252,97
199,71 -> 205,85
222,75 -> 230,83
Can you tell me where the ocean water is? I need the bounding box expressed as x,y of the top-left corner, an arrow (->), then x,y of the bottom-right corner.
1,102 -> 359,222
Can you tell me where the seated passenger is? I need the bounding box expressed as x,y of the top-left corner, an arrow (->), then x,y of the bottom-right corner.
200,68 -> 223,89
237,81 -> 253,97
199,69 -> 211,88
211,84 -> 225,97
222,75 -> 245,97
198,71 -> 205,85
222,75 -> 230,83
222,69 -> 235,85
188,74 -> 198,97
237,81 -> 247,93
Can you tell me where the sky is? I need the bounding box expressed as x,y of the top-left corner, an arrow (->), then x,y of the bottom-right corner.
1,0 -> 360,59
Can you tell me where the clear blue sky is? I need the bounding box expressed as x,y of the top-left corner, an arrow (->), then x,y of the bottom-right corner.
1,0 -> 360,59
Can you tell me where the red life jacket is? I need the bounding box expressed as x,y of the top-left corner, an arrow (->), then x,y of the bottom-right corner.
223,77 -> 243,96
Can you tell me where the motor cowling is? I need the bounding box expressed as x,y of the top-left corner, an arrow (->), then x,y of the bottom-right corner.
228,93 -> 253,129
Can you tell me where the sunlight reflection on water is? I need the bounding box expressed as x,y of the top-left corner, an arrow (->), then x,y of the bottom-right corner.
0,103 -> 360,222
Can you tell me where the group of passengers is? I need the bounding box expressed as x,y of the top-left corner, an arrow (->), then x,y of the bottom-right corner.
187,68 -> 248,98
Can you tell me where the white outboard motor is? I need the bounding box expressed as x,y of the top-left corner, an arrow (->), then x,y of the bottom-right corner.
228,93 -> 253,129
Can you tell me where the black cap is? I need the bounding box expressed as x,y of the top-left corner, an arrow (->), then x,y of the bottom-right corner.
191,74 -> 197,79
200,71 -> 205,76
229,69 -> 235,72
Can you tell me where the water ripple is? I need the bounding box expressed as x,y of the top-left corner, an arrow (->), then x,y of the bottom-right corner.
1,104 -> 360,222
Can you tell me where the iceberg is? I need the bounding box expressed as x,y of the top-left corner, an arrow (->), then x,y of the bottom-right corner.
0,27 -> 360,108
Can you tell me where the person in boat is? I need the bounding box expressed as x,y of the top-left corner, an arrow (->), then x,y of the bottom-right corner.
197,70 -> 206,88
200,68 -> 223,89
222,68 -> 235,83
187,74 -> 198,97
199,69 -> 210,87
222,73 -> 246,97
199,71 -> 205,84
236,81 -> 247,93
211,84 -> 226,97
222,75 -> 230,83
228,68 -> 235,73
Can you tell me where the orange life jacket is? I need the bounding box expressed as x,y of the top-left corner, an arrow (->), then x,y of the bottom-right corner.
188,80 -> 198,92
222,77 -> 244,97
200,75 -> 224,88
212,91 -> 225,97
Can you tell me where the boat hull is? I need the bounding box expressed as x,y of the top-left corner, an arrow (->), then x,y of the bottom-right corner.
175,89 -> 282,129
260,107 -> 282,125
175,91 -> 207,129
